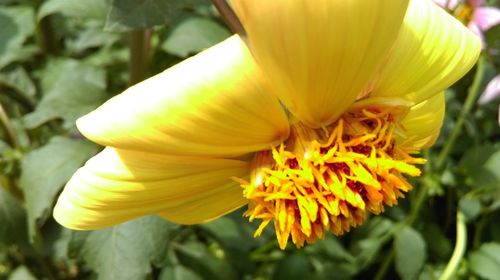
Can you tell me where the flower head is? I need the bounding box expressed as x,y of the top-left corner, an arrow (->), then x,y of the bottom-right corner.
54,0 -> 480,249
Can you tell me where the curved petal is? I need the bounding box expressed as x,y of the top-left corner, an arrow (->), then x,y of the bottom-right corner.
53,148 -> 249,229
473,7 -> 500,31
232,0 -> 409,127
157,187 -> 245,224
470,0 -> 485,9
77,35 -> 289,157
467,22 -> 485,44
370,0 -> 481,103
478,75 -> 500,104
399,92 -> 446,149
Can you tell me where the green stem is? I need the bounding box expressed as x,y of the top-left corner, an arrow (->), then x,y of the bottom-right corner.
129,29 -> 152,86
0,101 -> 20,149
439,212 -> 467,280
435,56 -> 485,170
374,249 -> 396,280
406,178 -> 430,225
0,102 -> 25,201
36,16 -> 60,55
473,214 -> 487,249
250,240 -> 282,262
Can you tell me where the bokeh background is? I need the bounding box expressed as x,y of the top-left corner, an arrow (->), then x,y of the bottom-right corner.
0,0 -> 499,279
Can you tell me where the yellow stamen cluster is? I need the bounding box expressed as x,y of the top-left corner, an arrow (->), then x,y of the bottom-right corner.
241,108 -> 426,249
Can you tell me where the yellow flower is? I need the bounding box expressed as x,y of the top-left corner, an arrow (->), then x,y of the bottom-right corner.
54,0 -> 480,249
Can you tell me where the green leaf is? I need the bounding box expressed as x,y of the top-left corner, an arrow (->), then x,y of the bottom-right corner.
459,197 -> 482,222
459,144 -> 500,189
201,217 -> 255,251
159,265 -> 203,280
66,22 -> 120,54
422,223 -> 452,261
458,144 -> 497,172
317,262 -> 357,280
418,264 -> 445,280
7,266 -> 37,280
351,217 -> 394,270
0,5 -> 37,69
19,136 -> 96,241
67,230 -> 90,258
478,149 -> 500,187
0,6 -> 34,53
37,0 -> 110,21
0,187 -> 27,244
0,67 -> 36,98
0,0 -> 31,4
469,242 -> 500,280
0,46 -> 37,70
105,0 -> 210,32
394,226 -> 426,280
353,237 -> 384,270
44,227 -> 73,262
79,216 -> 177,280
273,253 -> 313,280
484,24 -> 500,64
162,17 -> 230,57
200,216 -> 257,273
23,59 -> 107,129
306,237 -> 354,262
177,241 -> 238,280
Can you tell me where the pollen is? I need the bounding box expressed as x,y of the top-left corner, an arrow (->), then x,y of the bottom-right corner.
240,107 -> 426,249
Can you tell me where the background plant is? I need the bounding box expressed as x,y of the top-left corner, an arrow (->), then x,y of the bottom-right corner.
0,0 -> 499,279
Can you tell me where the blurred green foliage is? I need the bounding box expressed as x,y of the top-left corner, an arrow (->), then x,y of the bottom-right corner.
0,0 -> 499,279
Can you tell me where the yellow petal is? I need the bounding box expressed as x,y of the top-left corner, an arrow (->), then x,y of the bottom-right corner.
370,0 -> 481,103
53,148 -> 249,229
232,0 -> 409,127
156,187 -> 245,224
77,35 -> 289,157
399,92 -> 445,149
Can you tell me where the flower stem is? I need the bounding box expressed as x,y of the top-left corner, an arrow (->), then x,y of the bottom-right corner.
0,101 -> 20,149
36,16 -> 60,56
374,249 -> 395,280
0,102 -> 24,201
473,214 -> 487,248
435,55 -> 485,170
212,0 -> 246,37
406,177 -> 432,225
129,29 -> 152,86
439,211 -> 467,280
373,175 -> 432,279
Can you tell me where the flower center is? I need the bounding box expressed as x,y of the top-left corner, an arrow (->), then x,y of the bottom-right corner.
240,106 -> 426,249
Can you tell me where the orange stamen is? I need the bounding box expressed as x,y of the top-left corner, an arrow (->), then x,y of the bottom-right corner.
240,107 -> 425,249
